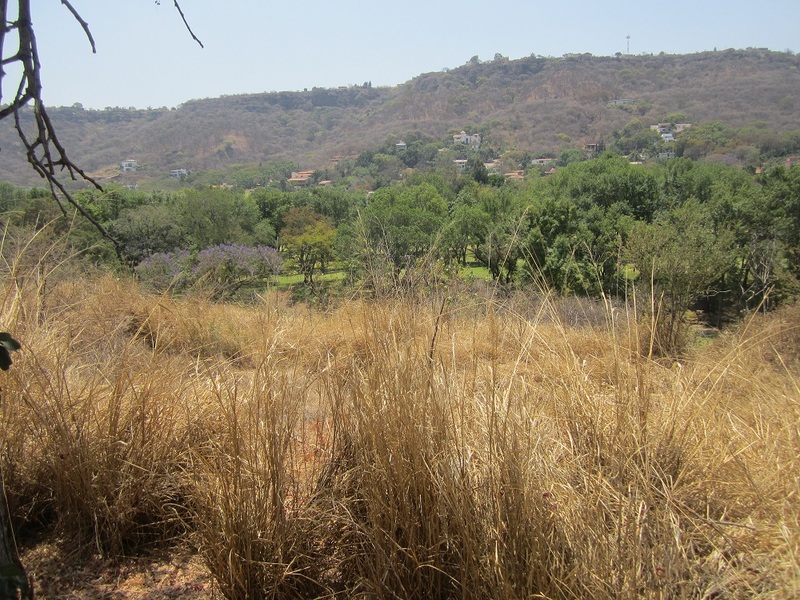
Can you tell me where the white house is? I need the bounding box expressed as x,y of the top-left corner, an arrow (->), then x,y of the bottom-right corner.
120,159 -> 138,172
453,159 -> 469,173
453,131 -> 481,148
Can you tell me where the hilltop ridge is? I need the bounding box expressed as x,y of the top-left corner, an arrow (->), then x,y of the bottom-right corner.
1,48 -> 798,187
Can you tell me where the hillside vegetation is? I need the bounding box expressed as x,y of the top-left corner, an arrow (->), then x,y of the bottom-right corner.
1,48 -> 799,186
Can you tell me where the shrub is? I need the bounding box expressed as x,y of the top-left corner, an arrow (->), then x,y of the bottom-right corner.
193,244 -> 283,298
135,245 -> 282,298
134,249 -> 192,292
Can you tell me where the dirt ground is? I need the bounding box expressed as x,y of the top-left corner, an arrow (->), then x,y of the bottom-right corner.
21,540 -> 214,599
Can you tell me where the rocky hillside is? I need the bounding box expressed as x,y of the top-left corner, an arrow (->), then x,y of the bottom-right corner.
1,48 -> 798,187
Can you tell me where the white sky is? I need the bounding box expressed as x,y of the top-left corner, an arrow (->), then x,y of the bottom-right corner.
12,0 -> 800,109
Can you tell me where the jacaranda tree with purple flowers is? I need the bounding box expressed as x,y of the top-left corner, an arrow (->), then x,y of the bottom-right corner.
135,245 -> 282,299
134,250 -> 193,293
193,244 -> 283,298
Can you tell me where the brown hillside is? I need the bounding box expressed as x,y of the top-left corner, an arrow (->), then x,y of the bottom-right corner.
1,48 -> 798,187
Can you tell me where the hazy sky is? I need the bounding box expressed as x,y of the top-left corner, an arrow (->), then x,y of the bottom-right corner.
15,0 -> 800,109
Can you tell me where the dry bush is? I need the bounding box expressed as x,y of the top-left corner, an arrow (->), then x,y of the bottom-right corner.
186,357 -> 329,599
1,245 -> 798,597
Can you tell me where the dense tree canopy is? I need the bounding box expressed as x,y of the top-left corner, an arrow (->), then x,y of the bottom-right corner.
1,135 -> 798,337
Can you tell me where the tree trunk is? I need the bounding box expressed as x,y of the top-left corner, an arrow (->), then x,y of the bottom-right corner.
0,468 -> 32,599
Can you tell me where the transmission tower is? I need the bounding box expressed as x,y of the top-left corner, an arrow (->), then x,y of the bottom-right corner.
626,34 -> 631,55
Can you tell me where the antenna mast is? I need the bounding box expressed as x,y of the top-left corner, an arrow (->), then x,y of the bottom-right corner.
626,33 -> 631,55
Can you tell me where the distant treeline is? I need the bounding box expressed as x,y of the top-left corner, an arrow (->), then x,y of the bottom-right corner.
3,152 -> 799,350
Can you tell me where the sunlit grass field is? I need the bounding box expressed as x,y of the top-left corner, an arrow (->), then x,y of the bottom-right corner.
1,260 -> 798,597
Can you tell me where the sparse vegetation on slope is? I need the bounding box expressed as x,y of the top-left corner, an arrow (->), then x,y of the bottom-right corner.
2,49 -> 799,187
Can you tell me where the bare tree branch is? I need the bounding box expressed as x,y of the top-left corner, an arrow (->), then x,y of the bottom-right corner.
0,1 -> 204,592
0,0 -> 119,250
0,0 -> 202,254
59,0 -> 97,53
154,0 -> 204,47
172,0 -> 203,48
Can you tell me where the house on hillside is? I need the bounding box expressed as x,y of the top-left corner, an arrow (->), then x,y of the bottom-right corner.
651,122 -> 692,135
584,140 -> 605,153
484,160 -> 501,173
170,169 -> 188,180
288,170 -> 315,186
120,159 -> 138,172
453,131 -> 481,148
453,159 -> 469,173
395,141 -> 407,152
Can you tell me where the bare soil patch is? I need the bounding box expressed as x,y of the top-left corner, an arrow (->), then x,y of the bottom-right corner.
21,539 -> 213,599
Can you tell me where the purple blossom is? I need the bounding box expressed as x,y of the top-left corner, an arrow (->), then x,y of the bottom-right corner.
135,250 -> 191,291
137,244 -> 282,297
193,244 -> 283,281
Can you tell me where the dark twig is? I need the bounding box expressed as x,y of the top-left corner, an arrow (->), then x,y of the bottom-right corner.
59,0 -> 97,53
0,0 -> 199,254
428,295 -> 448,364
1,1 -> 119,250
172,0 -> 204,48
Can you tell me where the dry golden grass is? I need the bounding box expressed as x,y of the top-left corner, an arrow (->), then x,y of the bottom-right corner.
1,258 -> 799,597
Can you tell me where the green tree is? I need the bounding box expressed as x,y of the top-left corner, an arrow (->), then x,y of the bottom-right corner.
175,188 -> 260,249
611,119 -> 662,154
729,164 -> 800,307
251,188 -> 294,233
674,122 -> 736,160
546,153 -> 664,220
109,204 -> 186,264
623,200 -> 735,353
520,156 -> 650,294
304,186 -> 361,225
280,207 -> 336,284
557,148 -> 585,166
361,184 -> 448,271
476,213 -> 528,283
759,165 -> 800,278
442,204 -> 488,266
0,183 -> 30,215
74,186 -> 148,223
469,156 -> 490,184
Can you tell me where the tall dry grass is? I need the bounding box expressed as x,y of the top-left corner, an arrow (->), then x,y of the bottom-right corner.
1,237 -> 798,597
